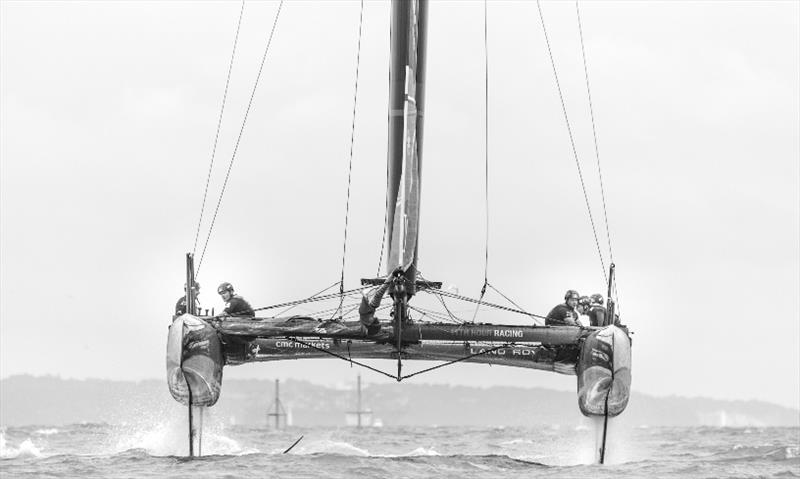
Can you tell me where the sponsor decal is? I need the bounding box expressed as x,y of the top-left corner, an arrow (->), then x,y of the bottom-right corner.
450,328 -> 524,339
510,348 -> 538,356
186,339 -> 210,352
468,346 -> 542,358
494,329 -> 523,338
274,340 -> 332,350
451,328 -> 493,337
469,347 -> 506,355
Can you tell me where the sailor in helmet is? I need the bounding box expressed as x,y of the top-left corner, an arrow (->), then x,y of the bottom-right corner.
174,282 -> 201,318
576,296 -> 592,327
587,293 -> 607,327
217,282 -> 255,318
545,290 -> 581,326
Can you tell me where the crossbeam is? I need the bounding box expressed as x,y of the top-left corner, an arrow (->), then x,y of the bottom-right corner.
214,316 -> 588,345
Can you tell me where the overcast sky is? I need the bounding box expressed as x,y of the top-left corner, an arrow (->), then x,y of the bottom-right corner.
1,1 -> 798,410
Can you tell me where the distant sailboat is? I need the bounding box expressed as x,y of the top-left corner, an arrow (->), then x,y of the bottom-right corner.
266,379 -> 287,429
345,374 -> 373,427
167,0 -> 631,463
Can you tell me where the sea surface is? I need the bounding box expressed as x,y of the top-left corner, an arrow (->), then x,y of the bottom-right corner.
1,421 -> 797,478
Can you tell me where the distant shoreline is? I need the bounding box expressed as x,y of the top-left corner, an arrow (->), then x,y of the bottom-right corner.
2,375 -> 798,428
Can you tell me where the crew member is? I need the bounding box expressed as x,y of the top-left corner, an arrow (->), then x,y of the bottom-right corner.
587,293 -> 608,327
358,276 -> 393,335
576,296 -> 592,327
546,290 -> 580,326
175,282 -> 201,317
217,282 -> 255,318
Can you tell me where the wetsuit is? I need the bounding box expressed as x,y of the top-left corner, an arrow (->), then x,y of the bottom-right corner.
359,281 -> 391,335
175,296 -> 200,316
587,305 -> 607,327
223,295 -> 255,318
546,303 -> 578,326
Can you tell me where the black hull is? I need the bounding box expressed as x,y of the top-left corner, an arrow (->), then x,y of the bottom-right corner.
167,314 -> 631,417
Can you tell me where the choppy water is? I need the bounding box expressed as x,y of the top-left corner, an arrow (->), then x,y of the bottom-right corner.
1,420 -> 797,478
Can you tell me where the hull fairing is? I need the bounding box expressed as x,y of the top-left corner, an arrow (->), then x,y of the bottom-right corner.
167,315 -> 224,407
577,325 -> 632,417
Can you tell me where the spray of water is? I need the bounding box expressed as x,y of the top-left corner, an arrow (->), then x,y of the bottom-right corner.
589,416 -> 636,465
104,402 -> 258,457
0,431 -> 44,459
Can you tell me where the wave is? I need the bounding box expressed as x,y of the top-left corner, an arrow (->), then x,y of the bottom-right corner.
765,446 -> 799,461
403,447 -> 441,457
389,453 -> 549,470
0,432 -> 44,459
710,444 -> 800,463
112,424 -> 260,457
293,439 -> 370,456
499,438 -> 536,445
274,437 -> 444,457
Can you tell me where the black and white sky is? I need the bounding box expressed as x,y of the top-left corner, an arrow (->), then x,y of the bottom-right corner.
1,1 -> 798,409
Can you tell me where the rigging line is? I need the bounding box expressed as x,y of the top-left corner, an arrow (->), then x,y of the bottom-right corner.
328,303 -> 360,321
469,288 -> 486,324
576,1 -> 614,265
407,305 -> 459,324
276,280 -> 341,316
245,286 -> 365,313
292,302 -> 390,322
417,271 -> 466,324
289,339 -> 513,382
338,0 -> 366,318
407,307 -> 430,322
536,0 -> 607,285
196,0 -> 285,275
400,344 -> 509,380
192,0 -> 246,258
433,293 -> 463,323
466,0 -> 491,327
487,282 -> 544,326
428,289 -> 550,322
340,304 -> 393,321
415,271 -> 463,323
295,304 -> 356,319
482,0 -> 490,287
287,337 -> 398,381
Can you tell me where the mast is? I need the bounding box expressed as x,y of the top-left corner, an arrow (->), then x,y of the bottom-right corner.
383,0 -> 429,379
346,373 -> 370,427
384,0 -> 428,292
185,253 -> 197,315
184,253 -> 199,457
356,374 -> 362,427
266,379 -> 286,428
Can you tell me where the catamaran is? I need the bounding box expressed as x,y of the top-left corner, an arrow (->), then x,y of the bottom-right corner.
167,0 -> 631,463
